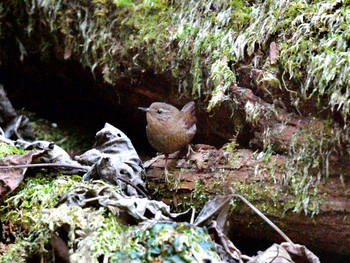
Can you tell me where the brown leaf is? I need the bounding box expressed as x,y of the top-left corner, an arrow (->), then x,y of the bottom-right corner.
0,150 -> 44,201
281,242 -> 321,263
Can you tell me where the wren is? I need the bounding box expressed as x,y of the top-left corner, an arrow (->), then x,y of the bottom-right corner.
139,101 -> 196,181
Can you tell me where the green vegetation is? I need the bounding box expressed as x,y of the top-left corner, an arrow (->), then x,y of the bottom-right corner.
0,172 -> 220,262
0,170 -> 132,262
278,121 -> 336,215
114,222 -> 220,262
29,114 -> 93,154
0,143 -> 220,262
230,177 -> 324,217
0,0 -> 253,102
0,143 -> 27,158
0,174 -> 83,262
0,142 -> 127,261
192,178 -> 212,209
227,129 -> 330,217
192,174 -> 226,210
1,0 -> 349,121
230,180 -> 280,215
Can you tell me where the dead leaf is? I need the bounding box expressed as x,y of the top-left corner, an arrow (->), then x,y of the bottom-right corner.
0,150 -> 43,201
281,242 -> 321,263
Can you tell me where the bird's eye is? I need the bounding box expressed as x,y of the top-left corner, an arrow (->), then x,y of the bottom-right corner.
157,109 -> 163,114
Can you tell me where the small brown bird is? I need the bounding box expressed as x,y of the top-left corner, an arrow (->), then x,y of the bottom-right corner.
139,101 -> 196,181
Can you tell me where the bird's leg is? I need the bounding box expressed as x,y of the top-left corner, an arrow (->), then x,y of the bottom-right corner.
164,153 -> 170,183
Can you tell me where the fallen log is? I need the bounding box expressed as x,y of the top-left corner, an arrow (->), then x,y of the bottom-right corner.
145,144 -> 350,261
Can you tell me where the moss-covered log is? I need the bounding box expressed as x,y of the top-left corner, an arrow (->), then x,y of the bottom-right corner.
2,0 -> 350,117
145,145 -> 350,259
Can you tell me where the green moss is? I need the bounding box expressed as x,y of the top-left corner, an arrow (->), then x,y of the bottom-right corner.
230,181 -> 281,214
191,174 -> 226,211
28,113 -> 93,154
0,143 -> 28,158
279,1 -> 350,118
191,179 -> 211,209
222,138 -> 239,165
0,171 -> 221,262
0,174 -> 82,232
0,174 -> 82,262
226,0 -> 350,122
56,205 -> 133,263
230,176 -> 323,217
0,240 -> 37,263
114,222 -> 220,262
0,0 -> 254,103
228,125 -> 333,217
276,121 -> 336,216
0,173 -> 133,262
1,0 -> 350,121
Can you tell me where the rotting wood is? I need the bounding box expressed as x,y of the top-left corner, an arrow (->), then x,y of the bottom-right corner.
145,144 -> 350,259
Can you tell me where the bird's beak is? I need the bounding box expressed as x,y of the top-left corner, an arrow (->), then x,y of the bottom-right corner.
138,107 -> 149,112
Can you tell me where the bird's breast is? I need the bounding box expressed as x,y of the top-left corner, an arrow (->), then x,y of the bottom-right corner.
146,118 -> 196,154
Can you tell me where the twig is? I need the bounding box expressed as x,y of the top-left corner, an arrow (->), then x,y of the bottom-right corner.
231,193 -> 294,244
0,163 -> 89,170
